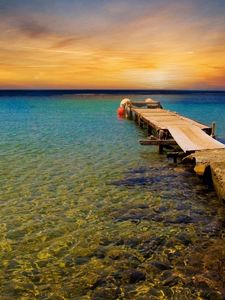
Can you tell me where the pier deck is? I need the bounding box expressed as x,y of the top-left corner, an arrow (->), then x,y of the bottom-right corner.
132,108 -> 208,130
168,125 -> 225,152
130,105 -> 225,153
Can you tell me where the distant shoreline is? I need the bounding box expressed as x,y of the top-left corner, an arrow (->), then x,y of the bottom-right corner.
0,89 -> 225,97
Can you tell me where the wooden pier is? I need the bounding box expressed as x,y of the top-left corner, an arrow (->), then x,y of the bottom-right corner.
121,98 -> 225,201
123,98 -> 225,154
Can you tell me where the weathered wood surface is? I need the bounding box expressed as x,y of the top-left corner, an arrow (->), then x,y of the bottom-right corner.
131,107 -> 225,152
139,139 -> 177,145
132,108 -> 209,130
168,125 -> 225,152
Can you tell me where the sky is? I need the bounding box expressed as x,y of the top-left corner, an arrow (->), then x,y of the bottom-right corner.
0,0 -> 225,90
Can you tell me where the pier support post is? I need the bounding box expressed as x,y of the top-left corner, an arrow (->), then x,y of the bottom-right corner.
125,104 -> 133,119
147,125 -> 152,136
159,145 -> 163,154
139,117 -> 144,128
137,116 -> 140,126
211,122 -> 216,138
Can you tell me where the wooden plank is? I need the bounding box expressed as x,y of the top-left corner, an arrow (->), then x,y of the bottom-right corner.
175,115 -> 209,130
141,117 -> 208,130
139,139 -> 177,145
168,125 -> 225,152
140,117 -> 164,130
139,117 -> 187,130
132,108 -> 165,113
131,108 -> 209,130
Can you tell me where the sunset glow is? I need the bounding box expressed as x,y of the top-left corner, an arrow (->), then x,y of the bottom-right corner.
0,0 -> 225,89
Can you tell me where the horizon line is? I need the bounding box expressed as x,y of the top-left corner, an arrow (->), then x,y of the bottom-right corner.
0,88 -> 225,92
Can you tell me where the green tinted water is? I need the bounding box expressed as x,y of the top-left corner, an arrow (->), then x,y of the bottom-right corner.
0,94 -> 225,299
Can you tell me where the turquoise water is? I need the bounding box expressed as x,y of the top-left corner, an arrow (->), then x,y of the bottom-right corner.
0,93 -> 225,299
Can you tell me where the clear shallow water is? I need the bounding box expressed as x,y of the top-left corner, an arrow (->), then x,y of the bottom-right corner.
0,93 -> 225,299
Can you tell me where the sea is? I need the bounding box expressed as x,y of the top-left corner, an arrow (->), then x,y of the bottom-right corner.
0,90 -> 225,299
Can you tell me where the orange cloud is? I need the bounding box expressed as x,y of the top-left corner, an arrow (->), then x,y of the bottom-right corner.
0,0 -> 225,89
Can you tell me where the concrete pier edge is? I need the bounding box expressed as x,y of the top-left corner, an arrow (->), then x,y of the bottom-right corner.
184,149 -> 225,203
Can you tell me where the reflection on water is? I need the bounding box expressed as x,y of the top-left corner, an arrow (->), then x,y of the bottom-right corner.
0,94 -> 225,299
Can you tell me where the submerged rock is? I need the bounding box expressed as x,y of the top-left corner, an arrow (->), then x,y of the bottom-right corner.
107,249 -> 139,265
114,212 -> 145,223
91,287 -> 120,300
149,288 -> 164,298
161,286 -> 174,298
171,215 -> 193,224
75,256 -> 90,265
136,204 -> 149,209
99,238 -> 112,246
176,233 -> 192,246
167,251 -> 181,261
162,275 -> 179,286
91,278 -> 107,290
130,203 -> 149,210
111,174 -> 177,188
114,237 -> 139,248
150,261 -> 172,271
138,237 -> 166,258
92,249 -> 106,259
202,219 -> 224,236
161,270 -> 173,280
129,270 -> 146,284
200,289 -> 223,300
112,271 -> 123,281
150,214 -> 165,222
153,206 -> 167,213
